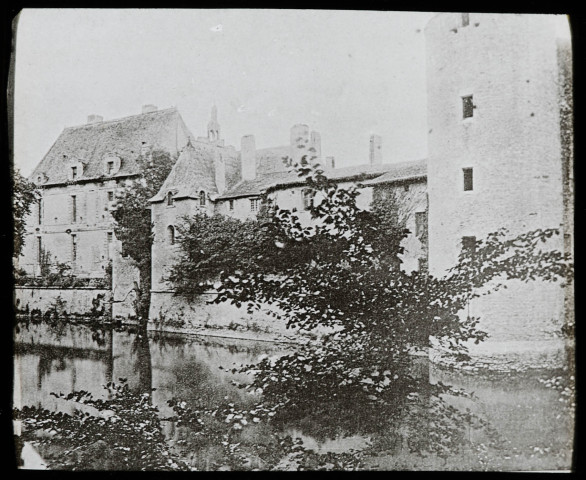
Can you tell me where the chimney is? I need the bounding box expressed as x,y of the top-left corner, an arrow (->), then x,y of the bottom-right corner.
214,152 -> 226,195
241,135 -> 256,181
369,135 -> 382,165
142,104 -> 158,114
325,156 -> 336,169
290,124 -> 310,164
87,114 -> 103,124
310,131 -> 322,160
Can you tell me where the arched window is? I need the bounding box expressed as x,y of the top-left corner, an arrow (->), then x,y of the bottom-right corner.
167,225 -> 175,245
199,190 -> 206,207
167,191 -> 174,206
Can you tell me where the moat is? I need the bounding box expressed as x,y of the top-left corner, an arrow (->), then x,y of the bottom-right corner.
13,322 -> 574,471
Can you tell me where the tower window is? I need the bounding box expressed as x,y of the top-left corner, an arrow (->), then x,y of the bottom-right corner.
167,191 -> 174,206
36,237 -> 42,264
462,236 -> 477,252
71,195 -> 77,223
71,234 -> 77,261
250,198 -> 260,213
199,190 -> 206,207
107,232 -> 113,260
462,13 -> 470,27
38,199 -> 43,225
229,199 -> 234,211
167,225 -> 175,245
463,168 -> 474,191
415,211 -> 427,237
462,95 -> 474,119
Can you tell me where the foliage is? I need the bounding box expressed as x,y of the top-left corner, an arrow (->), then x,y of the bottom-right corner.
14,380 -> 191,471
111,149 -> 177,318
12,169 -> 40,258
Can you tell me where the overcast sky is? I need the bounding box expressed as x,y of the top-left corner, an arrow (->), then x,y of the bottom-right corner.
13,9 -> 438,176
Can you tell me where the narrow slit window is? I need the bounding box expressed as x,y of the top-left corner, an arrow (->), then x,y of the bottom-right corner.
229,199 -> 234,211
71,195 -> 77,223
167,191 -> 174,206
38,199 -> 43,225
107,232 -> 113,259
463,167 -> 474,191
107,191 -> 114,202
37,237 -> 42,264
167,225 -> 175,245
71,234 -> 77,261
462,95 -> 474,119
199,190 -> 206,207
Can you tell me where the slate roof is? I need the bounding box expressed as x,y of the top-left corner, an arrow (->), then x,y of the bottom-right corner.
217,158 -> 427,200
30,107 -> 193,186
150,140 -> 241,203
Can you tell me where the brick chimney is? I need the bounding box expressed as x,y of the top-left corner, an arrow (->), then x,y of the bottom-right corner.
369,135 -> 382,165
142,104 -> 158,114
241,135 -> 256,181
87,114 -> 103,124
290,124 -> 310,164
214,152 -> 226,195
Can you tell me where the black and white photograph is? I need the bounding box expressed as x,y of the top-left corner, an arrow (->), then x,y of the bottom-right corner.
10,9 -> 575,471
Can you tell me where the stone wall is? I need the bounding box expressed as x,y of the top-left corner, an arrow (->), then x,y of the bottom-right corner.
14,287 -> 111,317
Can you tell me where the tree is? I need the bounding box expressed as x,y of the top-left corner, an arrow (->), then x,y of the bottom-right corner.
110,150 -> 177,319
12,169 -> 40,258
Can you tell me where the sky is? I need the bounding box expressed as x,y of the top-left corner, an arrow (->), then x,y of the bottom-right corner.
13,9 -> 438,176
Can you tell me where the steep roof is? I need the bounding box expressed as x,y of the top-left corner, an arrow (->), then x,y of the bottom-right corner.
217,159 -> 427,200
30,107 -> 193,186
149,139 -> 241,203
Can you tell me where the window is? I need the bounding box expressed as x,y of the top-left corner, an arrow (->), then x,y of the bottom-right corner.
71,195 -> 77,223
462,236 -> 477,252
107,232 -> 113,259
167,225 -> 175,245
107,161 -> 114,175
167,191 -> 174,206
462,95 -> 474,119
462,13 -> 470,27
404,184 -> 410,192
229,199 -> 234,211
415,211 -> 427,237
250,198 -> 260,213
37,237 -> 42,264
71,166 -> 78,180
107,191 -> 114,202
463,167 -> 474,191
71,234 -> 77,261
302,190 -> 315,210
418,258 -> 428,272
199,190 -> 206,207
38,199 -> 43,225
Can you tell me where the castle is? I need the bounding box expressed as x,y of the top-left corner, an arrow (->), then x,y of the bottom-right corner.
18,13 -> 573,367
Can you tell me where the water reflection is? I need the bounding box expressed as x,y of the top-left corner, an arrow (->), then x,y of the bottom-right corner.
13,322 -> 573,470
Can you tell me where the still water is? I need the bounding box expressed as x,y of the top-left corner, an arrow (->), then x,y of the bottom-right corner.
14,322 -> 574,471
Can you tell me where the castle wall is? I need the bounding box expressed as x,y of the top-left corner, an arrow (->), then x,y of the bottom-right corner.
425,13 -> 571,365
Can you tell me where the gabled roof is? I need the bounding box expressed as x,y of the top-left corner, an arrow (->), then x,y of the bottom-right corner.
217,159 -> 427,200
30,107 -> 193,186
149,139 -> 241,203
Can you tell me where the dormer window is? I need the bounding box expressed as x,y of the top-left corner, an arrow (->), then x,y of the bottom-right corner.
199,190 -> 206,207
71,166 -> 78,179
107,161 -> 114,174
167,191 -> 174,206
103,155 -> 121,176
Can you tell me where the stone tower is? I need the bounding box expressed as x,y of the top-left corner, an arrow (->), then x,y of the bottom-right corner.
425,13 -> 573,367
207,105 -> 221,142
